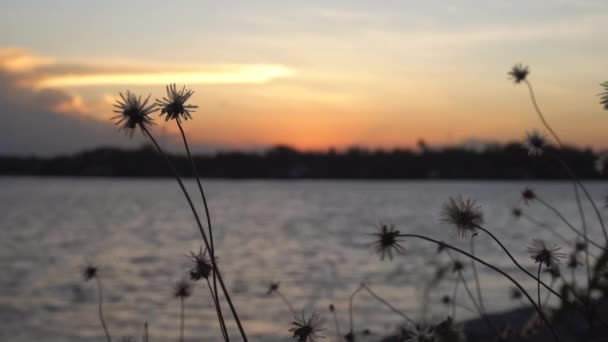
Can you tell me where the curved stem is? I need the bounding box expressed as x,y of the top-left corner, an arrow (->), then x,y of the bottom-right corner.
476,226 -> 566,301
274,290 -> 296,316
550,153 -> 608,245
142,126 -> 248,341
348,285 -> 363,335
176,120 -> 225,337
535,198 -> 606,251
457,271 -> 500,335
525,80 -> 563,147
95,277 -> 112,342
206,279 -> 229,342
397,234 -> 560,342
543,278 -> 556,308
361,283 -> 415,325
469,237 -> 487,314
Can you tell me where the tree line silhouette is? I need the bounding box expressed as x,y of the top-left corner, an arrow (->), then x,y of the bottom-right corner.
0,143 -> 604,179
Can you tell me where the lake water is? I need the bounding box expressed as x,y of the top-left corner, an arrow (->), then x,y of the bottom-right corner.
1,177 -> 606,341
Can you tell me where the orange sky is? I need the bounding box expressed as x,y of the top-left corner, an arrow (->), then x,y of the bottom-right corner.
1,1 -> 608,155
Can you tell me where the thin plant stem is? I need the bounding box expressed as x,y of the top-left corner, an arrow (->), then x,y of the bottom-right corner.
143,322 -> 148,342
180,297 -> 185,342
477,224 -> 574,304
524,80 -> 562,147
141,126 -> 248,342
524,79 -> 602,257
451,277 -> 459,320
397,233 -> 560,342
348,284 -> 363,336
543,278 -> 556,308
360,283 -> 415,325
95,277 -> 112,342
175,120 -> 226,335
469,237 -> 486,314
457,271 -> 500,335
537,263 -> 543,313
573,185 -> 592,292
206,279 -> 229,342
274,289 -> 296,316
534,197 -> 606,251
331,308 -> 342,340
550,153 -> 608,244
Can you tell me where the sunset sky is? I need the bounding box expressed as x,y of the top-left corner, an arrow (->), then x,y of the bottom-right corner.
1,0 -> 607,155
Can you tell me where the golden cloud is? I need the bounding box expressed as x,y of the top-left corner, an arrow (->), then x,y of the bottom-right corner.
0,48 -> 294,88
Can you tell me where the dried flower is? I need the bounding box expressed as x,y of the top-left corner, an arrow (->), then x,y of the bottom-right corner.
173,279 -> 192,299
289,312 -> 325,342
528,239 -> 565,268
512,207 -> 522,219
524,130 -> 546,156
434,317 -> 463,342
111,91 -> 156,136
369,223 -> 405,261
510,287 -> 522,300
267,282 -> 280,295
575,241 -> 587,252
451,260 -> 464,273
441,196 -> 483,238
403,323 -> 435,342
521,187 -> 536,205
188,247 -> 213,281
156,84 -> 198,122
508,63 -> 529,84
600,81 -> 608,110
567,253 -> 581,270
328,304 -> 335,312
441,295 -> 451,305
83,264 -> 98,281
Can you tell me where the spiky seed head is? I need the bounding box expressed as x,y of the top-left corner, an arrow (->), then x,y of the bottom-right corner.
521,187 -> 536,205
369,223 -> 405,261
440,196 -> 483,238
111,91 -> 156,136
328,304 -> 335,312
156,84 -> 198,122
188,247 -> 213,281
575,241 -> 587,252
510,287 -> 523,300
508,63 -> 529,84
441,295 -> 451,305
173,279 -> 192,299
451,260 -> 464,273
289,312 -> 325,342
528,239 -> 565,268
512,207 -> 522,218
599,81 -> 608,110
524,130 -> 546,156
83,265 -> 98,281
267,282 -> 280,295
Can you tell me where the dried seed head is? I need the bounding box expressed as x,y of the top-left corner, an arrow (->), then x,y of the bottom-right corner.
528,239 -> 565,268
83,264 -> 98,281
600,81 -> 608,110
508,63 -> 529,84
510,287 -> 523,300
524,130 -> 546,156
369,223 -> 405,261
451,260 -> 464,273
188,247 -> 213,281
173,279 -> 192,299
111,91 -> 156,136
156,84 -> 198,122
267,282 -> 280,295
521,187 -> 536,205
440,196 -> 483,238
567,253 -> 581,270
512,207 -> 522,218
289,312 -> 325,342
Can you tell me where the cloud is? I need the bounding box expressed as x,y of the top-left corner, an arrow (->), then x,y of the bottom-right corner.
0,49 -> 146,156
0,48 -> 293,89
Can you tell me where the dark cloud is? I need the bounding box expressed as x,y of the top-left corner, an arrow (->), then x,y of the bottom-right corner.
0,69 -> 145,156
